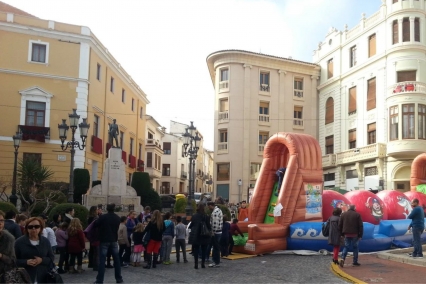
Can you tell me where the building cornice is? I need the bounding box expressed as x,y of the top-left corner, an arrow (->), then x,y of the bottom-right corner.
0,67 -> 88,84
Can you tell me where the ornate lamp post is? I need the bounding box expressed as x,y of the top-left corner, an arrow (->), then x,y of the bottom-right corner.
58,109 -> 90,203
182,121 -> 201,219
9,132 -> 22,206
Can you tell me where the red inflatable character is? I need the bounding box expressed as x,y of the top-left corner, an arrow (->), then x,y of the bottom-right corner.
404,191 -> 426,214
344,190 -> 388,225
377,190 -> 412,220
322,190 -> 350,221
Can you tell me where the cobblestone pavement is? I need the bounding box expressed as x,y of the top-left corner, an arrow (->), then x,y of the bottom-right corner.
61,253 -> 345,283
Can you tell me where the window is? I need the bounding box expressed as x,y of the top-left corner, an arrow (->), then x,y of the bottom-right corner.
250,163 -> 261,179
219,130 -> 228,142
96,64 -> 101,81
325,97 -> 334,124
294,78 -> 303,98
294,106 -> 303,126
389,105 -> 399,140
415,18 -> 420,42
368,34 -> 376,57
349,87 -> 357,115
122,89 -> 126,103
325,135 -> 334,154
350,46 -> 357,67
349,129 -> 356,149
260,72 -> 270,91
220,99 -> 229,112
367,78 -> 376,111
403,17 -> 410,42
132,98 -> 135,111
163,142 -> 171,154
130,138 -> 134,155
110,77 -> 115,93
217,163 -> 230,181
419,104 -> 426,139
138,143 -> 142,160
23,153 -> 42,166
30,43 -> 47,63
219,68 -> 229,89
346,169 -> 358,179
148,132 -> 154,139
259,101 -> 269,122
393,20 -> 398,44
367,122 -> 376,144
93,115 -> 99,137
365,167 -> 378,176
402,104 -> 415,139
327,58 -> 333,79
162,164 -> 171,176
324,173 -> 335,182
397,70 -> 416,82
392,0 -> 398,3
147,152 -> 152,167
25,101 -> 45,127
120,131 -> 124,150
140,107 -> 143,119
259,131 -> 269,150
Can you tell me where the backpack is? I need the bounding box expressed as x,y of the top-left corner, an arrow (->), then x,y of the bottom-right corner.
321,220 -> 330,237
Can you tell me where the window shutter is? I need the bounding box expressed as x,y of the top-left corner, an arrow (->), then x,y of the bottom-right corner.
327,59 -> 333,79
220,99 -> 229,111
349,87 -> 357,114
163,142 -> 171,151
393,20 -> 398,44
415,18 -> 420,42
369,34 -> 376,57
325,135 -> 334,146
325,97 -> 334,124
147,152 -> 152,167
403,18 -> 410,42
368,122 -> 376,132
397,71 -> 416,82
349,129 -> 357,142
367,78 -> 376,111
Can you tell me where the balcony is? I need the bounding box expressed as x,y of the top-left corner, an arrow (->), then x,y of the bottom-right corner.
335,143 -> 386,165
146,138 -> 161,148
260,84 -> 270,92
322,154 -> 336,169
145,167 -> 162,179
218,142 -> 228,154
293,119 -> 304,129
258,144 -> 265,154
219,81 -> 229,91
181,171 -> 187,179
294,90 -> 303,98
387,81 -> 426,99
387,139 -> 426,157
19,125 -> 50,142
218,111 -> 229,123
259,114 -> 270,123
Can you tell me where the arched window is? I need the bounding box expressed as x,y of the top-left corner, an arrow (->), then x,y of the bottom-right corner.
325,97 -> 334,124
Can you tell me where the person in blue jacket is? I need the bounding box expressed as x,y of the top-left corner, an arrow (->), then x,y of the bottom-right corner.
407,198 -> 425,258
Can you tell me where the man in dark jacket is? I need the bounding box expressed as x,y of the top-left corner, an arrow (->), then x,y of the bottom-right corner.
4,210 -> 22,239
338,204 -> 363,267
93,203 -> 123,284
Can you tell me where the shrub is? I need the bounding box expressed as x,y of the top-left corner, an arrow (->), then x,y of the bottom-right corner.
142,189 -> 162,212
206,204 -> 231,221
73,169 -> 90,204
37,190 -> 67,204
131,172 -> 162,211
0,202 -> 18,214
49,203 -> 89,228
92,180 -> 101,188
31,202 -> 57,217
174,198 -> 196,214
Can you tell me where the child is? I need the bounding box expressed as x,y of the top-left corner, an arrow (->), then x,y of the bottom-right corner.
67,218 -> 86,273
161,212 -> 175,265
55,222 -> 69,274
174,216 -> 188,263
328,207 -> 343,265
229,218 -> 244,255
131,223 -> 145,267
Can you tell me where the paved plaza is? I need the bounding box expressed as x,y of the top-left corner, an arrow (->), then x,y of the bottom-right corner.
61,253 -> 344,283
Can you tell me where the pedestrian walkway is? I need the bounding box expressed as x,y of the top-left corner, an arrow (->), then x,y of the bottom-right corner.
331,246 -> 426,283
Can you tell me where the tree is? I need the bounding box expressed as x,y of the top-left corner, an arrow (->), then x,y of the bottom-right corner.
131,172 -> 161,211
73,168 -> 90,204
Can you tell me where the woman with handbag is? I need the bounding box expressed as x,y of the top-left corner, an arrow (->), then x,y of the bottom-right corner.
0,210 -> 17,276
142,210 -> 165,269
15,217 -> 54,283
189,203 -> 211,269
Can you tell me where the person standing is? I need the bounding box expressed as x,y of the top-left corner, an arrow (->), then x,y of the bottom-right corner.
142,210 -> 165,269
40,215 -> 57,253
338,204 -> 363,267
67,218 -> 86,274
138,206 -> 151,223
63,208 -> 75,225
174,216 -> 188,263
238,201 -> 248,222
229,218 -> 244,255
16,214 -> 27,235
124,211 -> 138,266
15,217 -> 55,283
327,207 -> 343,265
93,203 -> 123,284
4,210 -> 22,239
55,222 -> 69,274
161,212 -> 175,265
117,216 -> 130,267
0,210 -> 16,276
87,206 -> 100,271
220,216 -> 230,257
189,204 -> 211,269
131,223 -> 145,267
407,198 -> 425,258
208,201 -> 223,268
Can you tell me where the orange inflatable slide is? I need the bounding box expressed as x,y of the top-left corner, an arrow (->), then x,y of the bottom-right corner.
410,153 -> 426,191
235,132 -> 324,255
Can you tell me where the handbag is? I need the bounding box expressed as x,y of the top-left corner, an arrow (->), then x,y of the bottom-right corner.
142,231 -> 151,246
45,260 -> 63,283
0,261 -> 32,284
321,220 -> 330,237
200,215 -> 211,237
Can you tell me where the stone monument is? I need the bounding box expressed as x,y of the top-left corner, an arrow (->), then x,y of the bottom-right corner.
85,147 -> 141,212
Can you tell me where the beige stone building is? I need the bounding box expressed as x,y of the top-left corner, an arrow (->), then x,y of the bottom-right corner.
206,50 -> 320,202
0,3 -> 148,195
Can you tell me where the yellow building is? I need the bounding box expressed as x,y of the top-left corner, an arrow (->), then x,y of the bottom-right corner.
0,3 -> 149,195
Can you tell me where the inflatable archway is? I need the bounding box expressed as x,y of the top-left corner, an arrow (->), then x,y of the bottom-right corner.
410,153 -> 426,191
237,132 -> 323,255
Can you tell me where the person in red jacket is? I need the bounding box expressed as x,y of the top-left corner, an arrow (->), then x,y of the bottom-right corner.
67,218 -> 86,274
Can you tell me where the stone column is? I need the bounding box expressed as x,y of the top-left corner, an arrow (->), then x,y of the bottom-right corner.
410,16 -> 415,42
242,64 -> 252,202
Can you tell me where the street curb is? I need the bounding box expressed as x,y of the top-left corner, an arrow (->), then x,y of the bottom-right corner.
330,263 -> 367,284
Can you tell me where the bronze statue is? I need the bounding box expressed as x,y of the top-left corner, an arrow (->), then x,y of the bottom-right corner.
108,119 -> 120,147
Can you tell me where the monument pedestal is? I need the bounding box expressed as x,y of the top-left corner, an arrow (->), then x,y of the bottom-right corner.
85,147 -> 141,212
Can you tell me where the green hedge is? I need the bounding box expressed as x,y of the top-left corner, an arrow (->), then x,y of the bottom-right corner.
48,203 -> 89,228
131,172 -> 162,211
31,202 -> 57,217
174,198 -> 196,214
0,202 -> 18,214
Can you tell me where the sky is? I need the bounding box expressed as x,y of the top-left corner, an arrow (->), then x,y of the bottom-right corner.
3,0 -> 382,149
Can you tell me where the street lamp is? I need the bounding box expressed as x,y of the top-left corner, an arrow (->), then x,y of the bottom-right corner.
182,121 -> 201,219
58,109 -> 90,203
10,132 -> 22,206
